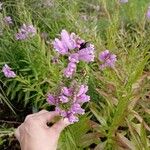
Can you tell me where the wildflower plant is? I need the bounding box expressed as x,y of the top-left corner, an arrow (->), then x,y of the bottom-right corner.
2,64 -> 16,78
47,84 -> 90,123
3,16 -> 13,25
53,29 -> 95,78
15,24 -> 36,40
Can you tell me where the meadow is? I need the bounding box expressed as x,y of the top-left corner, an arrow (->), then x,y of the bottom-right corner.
0,0 -> 150,149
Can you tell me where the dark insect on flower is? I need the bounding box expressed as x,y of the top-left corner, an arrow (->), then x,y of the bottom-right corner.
79,42 -> 90,50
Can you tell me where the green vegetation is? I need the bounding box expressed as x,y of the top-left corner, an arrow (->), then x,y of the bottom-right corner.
0,0 -> 150,149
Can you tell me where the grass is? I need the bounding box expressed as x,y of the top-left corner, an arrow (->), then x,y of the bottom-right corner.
0,0 -> 150,149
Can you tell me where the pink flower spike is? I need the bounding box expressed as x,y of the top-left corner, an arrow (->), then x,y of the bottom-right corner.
64,62 -> 76,78
59,95 -> 69,103
61,29 -> 76,50
47,94 -> 58,105
53,38 -> 68,55
77,85 -> 88,97
70,103 -> 85,115
61,87 -> 72,96
3,16 -> 13,25
78,44 -> 95,62
99,50 -> 117,69
2,64 -> 16,78
69,53 -> 79,63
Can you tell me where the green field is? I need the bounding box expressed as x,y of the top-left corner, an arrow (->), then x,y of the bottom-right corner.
0,0 -> 150,149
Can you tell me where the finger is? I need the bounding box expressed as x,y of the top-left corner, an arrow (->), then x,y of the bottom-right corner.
50,118 -> 70,135
37,110 -> 48,114
14,126 -> 21,141
37,111 -> 59,124
24,110 -> 48,122
24,114 -> 35,122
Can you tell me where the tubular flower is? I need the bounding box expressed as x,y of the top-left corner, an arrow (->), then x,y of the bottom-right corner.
46,84 -> 90,124
53,29 -> 77,54
15,24 -> 36,40
99,50 -> 117,69
53,29 -> 95,78
2,64 -> 16,78
64,62 -> 77,78
78,44 -> 95,62
3,16 -> 13,25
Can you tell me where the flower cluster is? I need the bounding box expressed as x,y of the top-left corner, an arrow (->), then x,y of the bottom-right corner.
2,64 -> 16,78
47,84 -> 90,123
53,29 -> 95,78
99,50 -> 117,69
15,24 -> 36,40
3,16 -> 13,25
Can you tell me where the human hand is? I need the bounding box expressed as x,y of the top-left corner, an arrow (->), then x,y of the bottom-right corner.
15,110 -> 70,150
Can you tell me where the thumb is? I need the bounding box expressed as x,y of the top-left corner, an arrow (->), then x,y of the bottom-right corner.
51,118 -> 70,135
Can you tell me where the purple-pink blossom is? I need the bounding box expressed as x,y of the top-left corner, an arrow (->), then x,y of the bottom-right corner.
47,94 -> 58,105
53,29 -> 77,54
78,44 -> 95,62
120,0 -> 128,3
70,103 -> 85,115
53,29 -> 95,78
69,53 -> 79,63
2,64 -> 16,78
99,50 -> 117,69
3,16 -> 13,25
15,24 -> 36,40
61,30 -> 77,50
46,84 -> 90,123
59,95 -> 69,103
147,7 -> 150,19
61,87 -> 73,97
64,62 -> 76,78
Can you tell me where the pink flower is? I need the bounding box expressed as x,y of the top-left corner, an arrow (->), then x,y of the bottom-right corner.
46,84 -> 90,124
15,24 -> 36,40
3,16 -> 13,25
78,44 -> 95,62
147,6 -> 150,19
2,64 -> 16,78
64,62 -> 76,78
53,29 -> 77,54
59,95 -> 69,103
53,38 -> 68,55
77,85 -> 88,97
61,87 -> 73,96
70,103 -> 85,115
61,30 -> 76,50
99,50 -> 117,69
69,53 -> 79,63
70,33 -> 85,48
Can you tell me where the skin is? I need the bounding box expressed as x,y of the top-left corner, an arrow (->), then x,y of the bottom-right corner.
15,110 -> 70,150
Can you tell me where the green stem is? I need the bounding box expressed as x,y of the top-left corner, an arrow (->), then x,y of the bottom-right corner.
107,94 -> 132,139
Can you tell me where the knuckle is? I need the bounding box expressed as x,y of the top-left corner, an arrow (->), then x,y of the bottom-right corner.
26,117 -> 36,124
25,114 -> 33,121
39,110 -> 48,114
